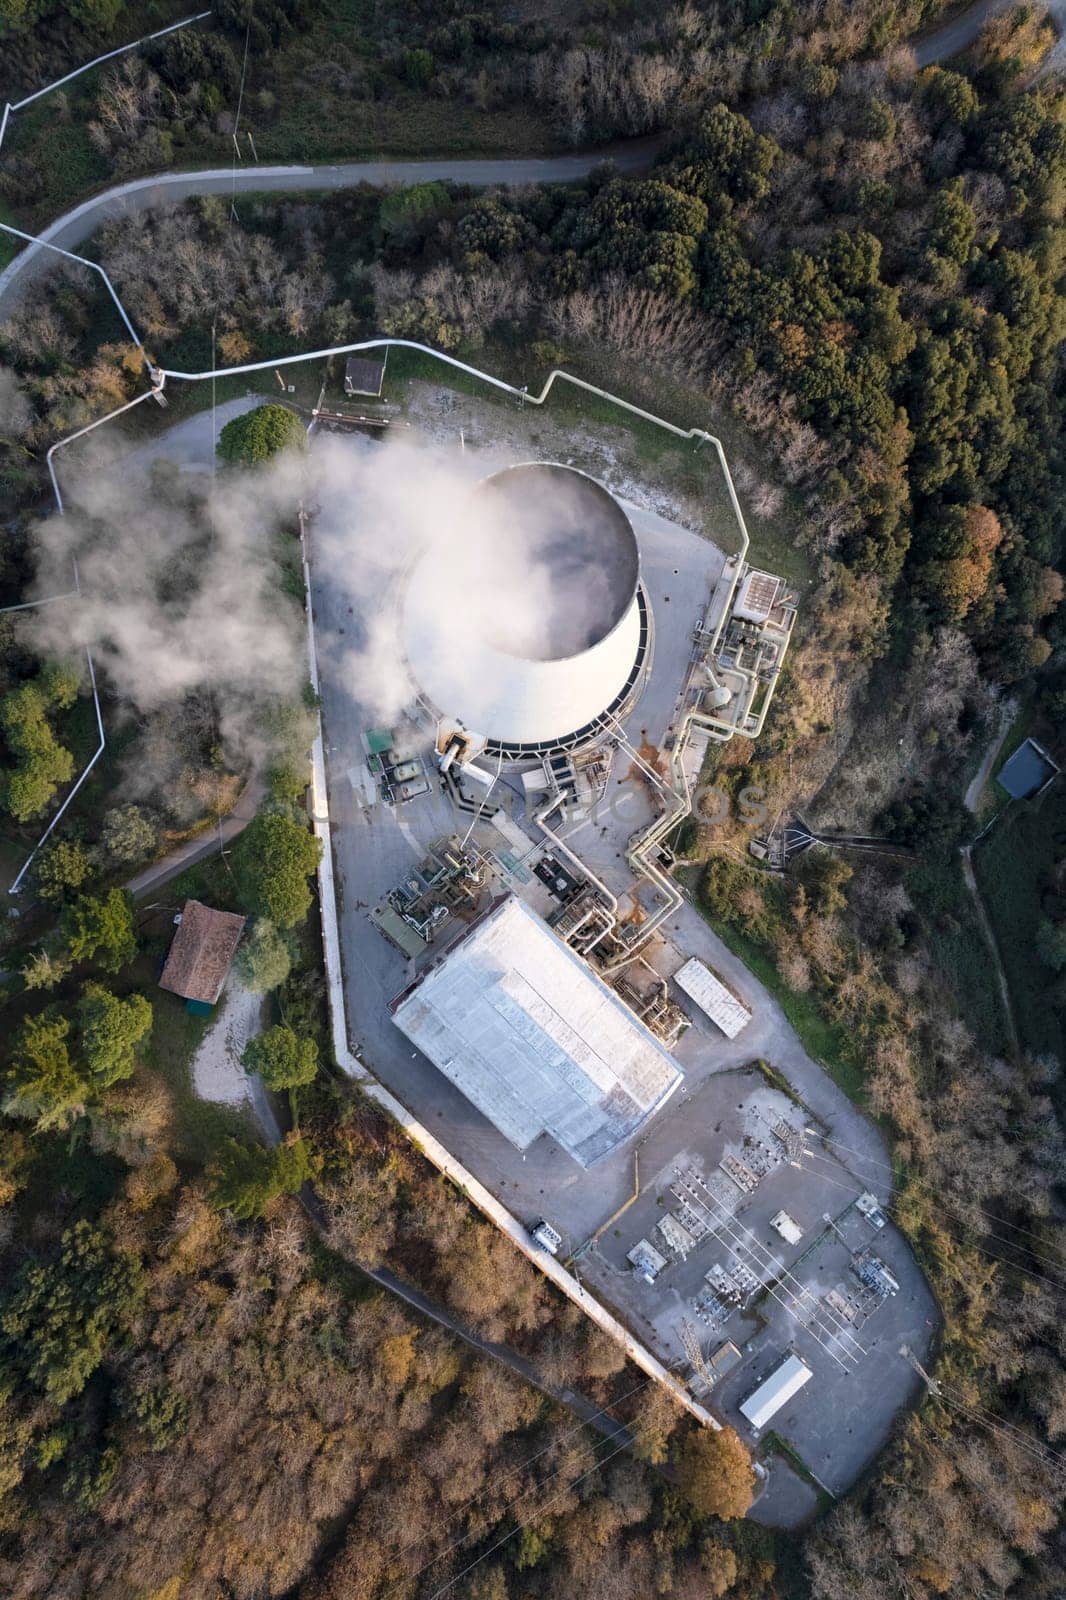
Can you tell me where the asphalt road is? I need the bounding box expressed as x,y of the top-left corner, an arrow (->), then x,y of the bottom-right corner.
914,0 -> 1066,67
912,0 -> 1015,65
1,0 -> 1064,321
0,137 -> 664,316
124,770 -> 264,900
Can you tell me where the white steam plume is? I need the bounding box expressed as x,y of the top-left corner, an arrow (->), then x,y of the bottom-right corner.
309,432 -> 626,729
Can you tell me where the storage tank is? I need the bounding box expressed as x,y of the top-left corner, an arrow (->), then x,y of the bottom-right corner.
403,463 -> 649,755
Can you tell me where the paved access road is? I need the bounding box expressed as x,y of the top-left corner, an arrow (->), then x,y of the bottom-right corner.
0,138 -> 664,316
293,1187 -> 647,1463
10,0 -> 1063,322
913,0 -> 1015,66
914,0 -> 1066,68
2,0 -> 1064,319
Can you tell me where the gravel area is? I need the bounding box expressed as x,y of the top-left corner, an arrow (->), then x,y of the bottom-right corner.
190,979 -> 265,1106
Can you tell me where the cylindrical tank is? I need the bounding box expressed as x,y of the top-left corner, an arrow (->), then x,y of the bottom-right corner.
403,463 -> 648,754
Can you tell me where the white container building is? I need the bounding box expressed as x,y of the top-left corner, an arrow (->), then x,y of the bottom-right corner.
673,957 -> 752,1038
739,1353 -> 813,1432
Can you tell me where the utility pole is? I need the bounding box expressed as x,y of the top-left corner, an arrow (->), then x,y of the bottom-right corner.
900,1345 -> 940,1395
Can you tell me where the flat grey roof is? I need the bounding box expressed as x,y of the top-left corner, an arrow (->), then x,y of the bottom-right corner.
997,737 -> 1059,800
344,355 -> 385,395
391,896 -> 682,1167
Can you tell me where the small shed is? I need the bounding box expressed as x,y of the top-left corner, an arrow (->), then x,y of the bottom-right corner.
673,957 -> 752,1038
770,1210 -> 803,1246
159,900 -> 247,1008
344,356 -> 385,398
739,1353 -> 813,1432
996,737 -> 1059,801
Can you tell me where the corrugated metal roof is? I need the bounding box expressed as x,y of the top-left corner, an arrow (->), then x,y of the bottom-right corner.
673,958 -> 751,1038
739,1353 -> 812,1431
733,569 -> 781,622
391,896 -> 683,1167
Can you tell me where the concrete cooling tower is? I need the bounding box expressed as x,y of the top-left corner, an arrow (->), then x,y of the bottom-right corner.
403,463 -> 649,756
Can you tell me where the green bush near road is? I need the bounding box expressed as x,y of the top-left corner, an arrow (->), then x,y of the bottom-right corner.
231,809 -> 322,929
216,403 -> 306,464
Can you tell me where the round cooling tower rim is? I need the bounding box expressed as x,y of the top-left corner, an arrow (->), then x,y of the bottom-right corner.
402,460 -> 649,751
466,462 -> 640,663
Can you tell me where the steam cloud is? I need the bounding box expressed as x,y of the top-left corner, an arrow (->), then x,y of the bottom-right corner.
23,426 -> 624,786
0,366 -> 32,436
311,434 -> 625,727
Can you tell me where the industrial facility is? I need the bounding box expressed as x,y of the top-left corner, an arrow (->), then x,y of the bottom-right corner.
739,1354 -> 813,1433
308,381 -> 935,1517
404,463 -> 650,758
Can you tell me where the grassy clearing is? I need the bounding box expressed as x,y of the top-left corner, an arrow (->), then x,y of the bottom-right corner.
382,341 -> 810,580
0,196 -> 21,269
12,99 -> 108,230
575,354 -> 812,584
905,854 -> 1010,1055
141,984 -> 252,1166
973,782 -> 1066,1063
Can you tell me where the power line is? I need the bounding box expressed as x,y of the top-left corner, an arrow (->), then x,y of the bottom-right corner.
419,1385 -> 687,1600
230,1 -> 255,221
798,1139 -> 1066,1283
675,1175 -> 865,1368
805,1127 -> 1066,1261
669,1166 -> 866,1368
386,1367 -> 660,1569
932,1389 -> 1066,1480
791,1154 -> 1066,1301
902,1347 -> 1066,1479
393,1361 -> 688,1599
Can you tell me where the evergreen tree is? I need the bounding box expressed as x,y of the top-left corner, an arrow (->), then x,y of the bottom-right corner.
243,1024 -> 317,1090
61,889 -> 137,972
78,983 -> 152,1090
217,404 -> 306,465
232,812 -> 321,929
208,1135 -> 314,1219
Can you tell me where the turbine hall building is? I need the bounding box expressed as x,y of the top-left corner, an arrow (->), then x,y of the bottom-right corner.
390,896 -> 683,1167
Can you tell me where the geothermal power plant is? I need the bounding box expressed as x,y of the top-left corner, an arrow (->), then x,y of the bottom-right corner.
402,463 -> 650,757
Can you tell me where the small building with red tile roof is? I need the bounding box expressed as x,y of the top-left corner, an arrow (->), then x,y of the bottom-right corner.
159,900 -> 247,1007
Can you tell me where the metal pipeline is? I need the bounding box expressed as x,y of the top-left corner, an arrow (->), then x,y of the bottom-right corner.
533,790 -> 618,918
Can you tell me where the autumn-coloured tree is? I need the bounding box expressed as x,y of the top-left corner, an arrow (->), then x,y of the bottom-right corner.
676,1426 -> 754,1520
